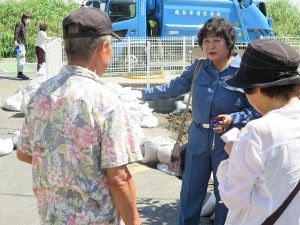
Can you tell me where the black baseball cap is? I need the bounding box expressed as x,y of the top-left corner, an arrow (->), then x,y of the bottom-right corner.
63,7 -> 121,41
226,39 -> 300,89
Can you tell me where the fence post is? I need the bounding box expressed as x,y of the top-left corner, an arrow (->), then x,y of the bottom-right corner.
183,36 -> 186,70
192,36 -> 195,47
127,37 -> 131,73
45,38 -> 62,80
147,40 -> 151,88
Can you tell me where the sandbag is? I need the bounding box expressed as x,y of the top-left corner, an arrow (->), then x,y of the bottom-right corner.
157,142 -> 175,164
12,130 -> 21,149
2,88 -> 23,111
171,100 -> 191,115
201,192 -> 216,217
142,139 -> 160,164
183,93 -> 191,105
131,124 -> 144,144
0,138 -> 14,156
141,137 -> 175,164
156,163 -> 174,175
140,115 -> 158,128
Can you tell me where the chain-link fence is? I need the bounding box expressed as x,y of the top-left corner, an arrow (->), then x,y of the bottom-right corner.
46,36 -> 300,88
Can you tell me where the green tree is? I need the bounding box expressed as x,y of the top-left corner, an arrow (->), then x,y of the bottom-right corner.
0,0 -> 77,61
266,0 -> 300,36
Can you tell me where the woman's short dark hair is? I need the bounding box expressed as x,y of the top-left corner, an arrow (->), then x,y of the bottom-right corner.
244,85 -> 297,100
39,23 -> 48,32
197,17 -> 236,54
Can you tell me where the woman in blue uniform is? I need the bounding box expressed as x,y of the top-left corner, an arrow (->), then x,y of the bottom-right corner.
141,18 -> 260,225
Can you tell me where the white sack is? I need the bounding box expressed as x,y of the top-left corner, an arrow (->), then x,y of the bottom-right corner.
156,163 -> 174,175
172,100 -> 191,115
12,130 -> 21,146
141,137 -> 175,164
183,93 -> 191,105
2,88 -> 23,111
131,124 -> 144,144
0,138 -> 14,156
157,142 -> 175,164
142,139 -> 160,164
139,103 -> 154,116
140,115 -> 158,128
201,192 -> 216,217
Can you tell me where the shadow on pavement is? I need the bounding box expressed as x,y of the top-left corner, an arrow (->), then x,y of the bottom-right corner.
0,76 -> 22,81
137,197 -> 179,224
10,113 -> 24,118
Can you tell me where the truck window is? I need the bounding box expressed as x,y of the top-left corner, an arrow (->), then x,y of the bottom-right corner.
109,3 -> 136,22
82,0 -> 106,11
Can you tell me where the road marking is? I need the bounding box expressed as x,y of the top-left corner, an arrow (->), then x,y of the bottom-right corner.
0,63 -> 34,73
0,66 -> 8,72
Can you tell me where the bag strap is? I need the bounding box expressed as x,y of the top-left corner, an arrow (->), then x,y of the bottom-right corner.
262,180 -> 300,225
175,59 -> 205,143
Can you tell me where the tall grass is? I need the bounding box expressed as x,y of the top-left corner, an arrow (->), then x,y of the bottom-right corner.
0,0 -> 77,61
266,0 -> 300,36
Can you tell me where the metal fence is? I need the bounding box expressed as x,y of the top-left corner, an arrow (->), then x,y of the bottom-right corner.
48,36 -> 300,88
45,38 -> 63,79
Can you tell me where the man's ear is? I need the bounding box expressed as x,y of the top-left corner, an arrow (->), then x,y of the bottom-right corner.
96,41 -> 109,58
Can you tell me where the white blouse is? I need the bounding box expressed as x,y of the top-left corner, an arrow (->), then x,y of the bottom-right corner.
217,101 -> 300,225
34,30 -> 49,51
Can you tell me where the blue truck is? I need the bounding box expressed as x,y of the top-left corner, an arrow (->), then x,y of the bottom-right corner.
82,0 -> 273,71
82,0 -> 272,42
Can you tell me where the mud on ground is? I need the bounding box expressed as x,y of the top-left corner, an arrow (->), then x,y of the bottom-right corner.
153,111 -> 192,143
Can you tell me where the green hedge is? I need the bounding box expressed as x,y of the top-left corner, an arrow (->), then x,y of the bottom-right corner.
0,0 -> 77,62
266,0 -> 300,36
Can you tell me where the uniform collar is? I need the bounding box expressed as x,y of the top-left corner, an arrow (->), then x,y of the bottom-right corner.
205,53 -> 241,71
229,54 -> 241,68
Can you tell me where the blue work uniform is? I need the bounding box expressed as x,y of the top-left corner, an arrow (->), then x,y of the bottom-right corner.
142,56 -> 260,225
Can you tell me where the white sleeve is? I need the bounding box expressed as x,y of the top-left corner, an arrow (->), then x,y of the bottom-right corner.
41,31 -> 49,41
217,124 -> 264,211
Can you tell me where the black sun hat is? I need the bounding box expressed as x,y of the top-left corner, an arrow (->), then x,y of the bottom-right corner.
63,7 -> 121,41
226,39 -> 300,89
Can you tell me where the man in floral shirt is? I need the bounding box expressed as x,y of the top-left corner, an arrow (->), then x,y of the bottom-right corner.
17,8 -> 142,225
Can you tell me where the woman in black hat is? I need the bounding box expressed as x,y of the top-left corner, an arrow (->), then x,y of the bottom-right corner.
217,39 -> 300,225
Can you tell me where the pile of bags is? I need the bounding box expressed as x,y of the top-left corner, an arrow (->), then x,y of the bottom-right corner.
2,66 -> 160,153
140,136 -> 175,165
2,64 -> 47,113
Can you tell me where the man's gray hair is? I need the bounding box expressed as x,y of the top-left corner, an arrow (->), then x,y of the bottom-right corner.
64,24 -> 112,60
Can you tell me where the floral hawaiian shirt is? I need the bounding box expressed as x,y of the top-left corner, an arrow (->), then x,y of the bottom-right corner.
18,65 -> 142,225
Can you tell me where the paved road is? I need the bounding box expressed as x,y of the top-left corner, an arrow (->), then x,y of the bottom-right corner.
0,68 -> 184,225
0,66 -> 214,225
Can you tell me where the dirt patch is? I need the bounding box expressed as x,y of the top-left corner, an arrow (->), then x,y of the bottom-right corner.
153,112 -> 192,143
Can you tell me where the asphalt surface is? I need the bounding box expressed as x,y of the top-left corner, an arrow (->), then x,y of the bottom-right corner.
0,65 -> 184,225
0,63 -> 213,225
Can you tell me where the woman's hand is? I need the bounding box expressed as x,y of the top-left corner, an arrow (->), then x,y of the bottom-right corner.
137,96 -> 145,104
212,114 -> 233,134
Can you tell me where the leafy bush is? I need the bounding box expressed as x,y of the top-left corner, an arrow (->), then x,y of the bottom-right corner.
0,0 -> 77,61
266,0 -> 300,36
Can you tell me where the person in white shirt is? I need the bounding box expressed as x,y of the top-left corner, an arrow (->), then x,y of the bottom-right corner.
217,39 -> 300,225
34,23 -> 50,71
